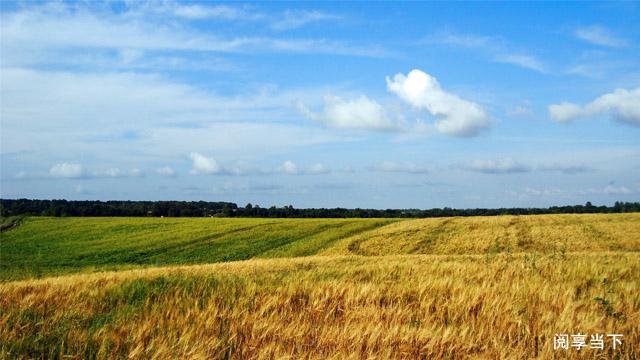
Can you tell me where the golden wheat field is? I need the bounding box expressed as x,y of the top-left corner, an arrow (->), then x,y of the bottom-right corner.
1,213 -> 639,359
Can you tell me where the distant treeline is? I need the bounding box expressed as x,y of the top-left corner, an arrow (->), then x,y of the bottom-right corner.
1,199 -> 639,218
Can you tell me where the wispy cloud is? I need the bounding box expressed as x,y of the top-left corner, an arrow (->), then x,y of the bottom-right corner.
0,2 -> 392,68
128,2 -> 338,31
495,54 -> 546,73
275,161 -> 331,175
465,159 -> 530,174
538,164 -> 592,175
271,10 -> 340,31
369,161 -> 429,174
155,166 -> 177,177
465,159 -> 595,175
424,31 -> 547,73
574,26 -> 628,47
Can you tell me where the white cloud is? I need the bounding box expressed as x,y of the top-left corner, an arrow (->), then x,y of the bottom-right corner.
298,95 -> 396,131
466,160 -> 593,175
538,163 -> 592,175
120,1 -> 261,21
603,185 -> 632,195
14,171 -> 27,179
129,168 -> 144,177
495,54 -> 546,73
507,105 -> 534,117
524,188 -> 562,197
189,153 -> 222,175
271,10 -> 340,31
427,32 -> 546,73
305,163 -> 330,174
185,158 -> 331,176
49,162 -> 85,178
130,2 -> 337,30
435,33 -> 494,49
273,161 -> 330,175
168,4 -> 260,20
280,160 -> 298,175
467,159 -> 529,174
1,68 -> 349,164
49,163 -> 144,179
102,168 -> 122,177
548,102 -> 584,123
386,69 -> 490,137
369,161 -> 429,174
575,26 -> 628,47
156,166 -> 176,177
0,3 -> 391,63
505,187 -> 564,200
44,164 -> 145,179
548,87 -> 640,126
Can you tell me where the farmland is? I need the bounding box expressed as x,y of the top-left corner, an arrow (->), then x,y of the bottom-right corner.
1,213 -> 639,358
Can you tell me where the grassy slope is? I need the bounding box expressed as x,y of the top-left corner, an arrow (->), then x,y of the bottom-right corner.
0,217 -> 398,280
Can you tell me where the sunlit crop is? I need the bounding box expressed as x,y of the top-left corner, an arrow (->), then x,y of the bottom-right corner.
1,214 -> 638,359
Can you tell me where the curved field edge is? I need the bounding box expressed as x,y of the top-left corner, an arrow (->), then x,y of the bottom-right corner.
0,217 -> 400,281
1,254 -> 638,359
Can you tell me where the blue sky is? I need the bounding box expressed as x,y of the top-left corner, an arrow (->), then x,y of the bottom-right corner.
1,1 -> 639,208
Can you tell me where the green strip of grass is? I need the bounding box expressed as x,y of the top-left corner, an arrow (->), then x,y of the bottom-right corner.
0,217 -> 399,281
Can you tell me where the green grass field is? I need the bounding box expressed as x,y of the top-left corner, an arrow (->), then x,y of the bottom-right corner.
0,217 -> 398,280
2,214 -> 639,281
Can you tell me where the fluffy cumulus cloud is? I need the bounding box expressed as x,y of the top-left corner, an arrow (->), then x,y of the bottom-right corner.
280,160 -> 299,175
189,153 -> 222,175
275,161 -> 331,175
386,69 -> 490,137
369,161 -> 429,174
466,159 -> 529,174
49,162 -> 85,178
298,95 -> 396,131
549,87 -> 640,126
185,156 -> 331,177
548,102 -> 585,123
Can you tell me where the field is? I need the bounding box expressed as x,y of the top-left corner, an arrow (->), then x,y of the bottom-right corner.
1,214 -> 639,359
